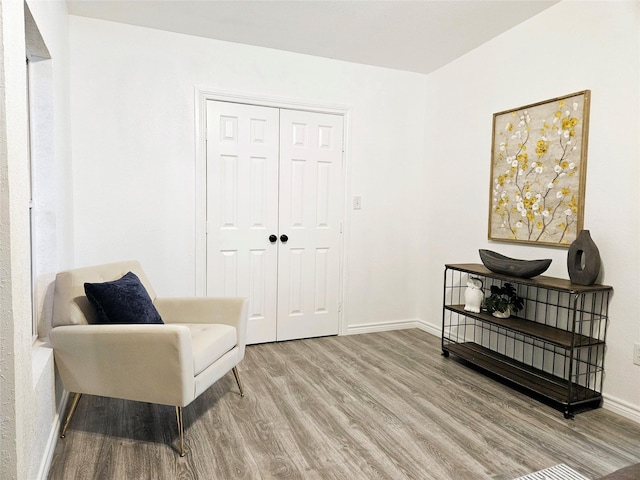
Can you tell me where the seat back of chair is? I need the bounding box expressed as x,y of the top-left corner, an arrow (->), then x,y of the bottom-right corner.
52,261 -> 156,327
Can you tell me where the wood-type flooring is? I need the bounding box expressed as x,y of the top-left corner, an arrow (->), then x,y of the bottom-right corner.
47,329 -> 640,479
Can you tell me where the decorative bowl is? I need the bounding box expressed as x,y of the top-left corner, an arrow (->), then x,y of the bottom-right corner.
479,249 -> 551,278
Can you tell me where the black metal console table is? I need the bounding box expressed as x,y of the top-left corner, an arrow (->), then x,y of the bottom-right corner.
441,264 -> 612,418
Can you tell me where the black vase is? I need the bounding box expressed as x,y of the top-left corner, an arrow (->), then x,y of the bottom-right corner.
567,230 -> 601,285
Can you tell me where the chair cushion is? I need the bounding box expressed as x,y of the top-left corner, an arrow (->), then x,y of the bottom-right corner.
84,272 -> 164,324
186,324 -> 237,375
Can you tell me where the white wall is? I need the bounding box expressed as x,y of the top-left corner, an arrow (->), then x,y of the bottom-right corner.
68,16 -> 428,331
1,3 -> 633,477
0,3 -> 30,475
0,2 -> 634,478
0,0 -> 71,478
420,1 -> 640,418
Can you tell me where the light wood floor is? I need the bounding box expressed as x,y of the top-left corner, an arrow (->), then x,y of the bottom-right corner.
47,329 -> 640,480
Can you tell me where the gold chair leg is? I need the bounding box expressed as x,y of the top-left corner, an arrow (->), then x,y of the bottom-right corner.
232,366 -> 245,397
175,406 -> 185,457
60,392 -> 82,438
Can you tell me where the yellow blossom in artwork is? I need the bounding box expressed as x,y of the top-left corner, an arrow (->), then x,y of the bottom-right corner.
535,139 -> 549,156
561,187 -> 571,196
561,116 -> 579,134
568,195 -> 578,213
536,222 -> 544,229
555,110 -> 562,118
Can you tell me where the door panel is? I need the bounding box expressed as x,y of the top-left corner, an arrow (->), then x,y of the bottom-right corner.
276,109 -> 344,341
206,101 -> 280,344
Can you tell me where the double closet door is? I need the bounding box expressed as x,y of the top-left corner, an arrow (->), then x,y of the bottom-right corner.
206,101 -> 344,344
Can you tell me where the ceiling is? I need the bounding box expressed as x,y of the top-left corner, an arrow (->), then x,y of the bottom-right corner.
65,0 -> 559,75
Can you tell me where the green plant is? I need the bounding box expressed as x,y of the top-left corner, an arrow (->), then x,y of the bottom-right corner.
484,283 -> 524,315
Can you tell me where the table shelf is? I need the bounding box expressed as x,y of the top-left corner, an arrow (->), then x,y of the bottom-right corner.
444,305 -> 603,348
441,264 -> 611,418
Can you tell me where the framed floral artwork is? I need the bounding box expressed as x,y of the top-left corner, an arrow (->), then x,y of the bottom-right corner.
488,90 -> 591,247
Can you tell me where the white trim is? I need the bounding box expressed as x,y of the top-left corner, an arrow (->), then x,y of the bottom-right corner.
347,318 -> 423,336
415,318 -> 442,338
195,86 -> 351,115
346,318 -> 442,337
194,86 -> 351,335
194,88 -> 207,296
603,393 -> 640,424
31,340 -> 53,390
38,390 -> 68,480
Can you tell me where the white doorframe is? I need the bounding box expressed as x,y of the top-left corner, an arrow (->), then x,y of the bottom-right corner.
194,86 -> 352,335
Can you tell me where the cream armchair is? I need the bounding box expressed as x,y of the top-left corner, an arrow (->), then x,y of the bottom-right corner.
49,261 -> 248,456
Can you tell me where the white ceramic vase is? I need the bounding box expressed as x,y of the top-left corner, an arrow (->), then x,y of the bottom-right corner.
464,277 -> 484,313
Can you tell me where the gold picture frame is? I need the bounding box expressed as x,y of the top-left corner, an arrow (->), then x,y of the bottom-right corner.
488,90 -> 591,247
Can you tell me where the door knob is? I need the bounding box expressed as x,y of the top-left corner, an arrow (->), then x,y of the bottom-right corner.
280,234 -> 288,243
269,234 -> 277,243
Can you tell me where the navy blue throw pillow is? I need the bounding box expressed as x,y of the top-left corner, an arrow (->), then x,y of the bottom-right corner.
84,271 -> 163,324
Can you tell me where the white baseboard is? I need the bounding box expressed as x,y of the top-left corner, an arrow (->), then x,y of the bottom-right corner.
346,318 -> 422,335
603,393 -> 640,424
37,390 -> 68,480
346,318 -> 441,337
415,319 -> 441,338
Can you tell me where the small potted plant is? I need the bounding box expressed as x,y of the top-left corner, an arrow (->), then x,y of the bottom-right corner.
484,283 -> 524,318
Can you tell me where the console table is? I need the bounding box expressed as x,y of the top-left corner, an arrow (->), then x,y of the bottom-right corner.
441,263 -> 612,418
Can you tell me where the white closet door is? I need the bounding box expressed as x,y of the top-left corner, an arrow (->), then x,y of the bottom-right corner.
206,101 -> 280,344
276,109 -> 344,341
207,101 -> 344,344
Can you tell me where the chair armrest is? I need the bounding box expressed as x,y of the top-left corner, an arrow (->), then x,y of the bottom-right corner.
154,297 -> 248,355
154,297 -> 246,326
50,324 -> 195,406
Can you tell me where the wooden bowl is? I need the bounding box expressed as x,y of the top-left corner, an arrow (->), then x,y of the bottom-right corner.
479,249 -> 551,278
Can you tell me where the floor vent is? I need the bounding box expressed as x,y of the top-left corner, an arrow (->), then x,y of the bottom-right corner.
515,464 -> 590,480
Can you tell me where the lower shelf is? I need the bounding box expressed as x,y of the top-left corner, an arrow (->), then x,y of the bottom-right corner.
443,342 -> 601,414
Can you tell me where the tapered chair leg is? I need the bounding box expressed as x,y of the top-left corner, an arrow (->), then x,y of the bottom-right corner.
175,406 -> 185,457
232,366 -> 245,397
60,392 -> 82,438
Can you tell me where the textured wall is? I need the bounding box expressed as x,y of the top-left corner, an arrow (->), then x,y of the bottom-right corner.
0,1 -> 70,478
